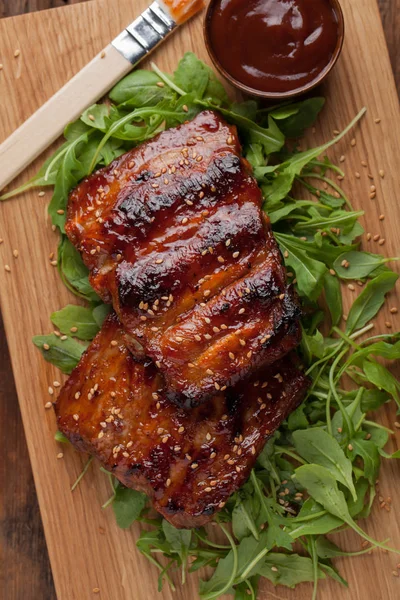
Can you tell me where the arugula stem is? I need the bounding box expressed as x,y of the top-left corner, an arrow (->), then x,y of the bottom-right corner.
274,446 -> 307,465
244,579 -> 256,600
71,456 -> 93,492
101,472 -> 117,509
300,173 -> 353,210
350,323 -> 375,340
310,537 -> 319,600
326,390 -> 333,435
363,420 -> 394,434
0,179 -> 49,201
329,348 -> 354,436
289,510 -> 328,523
308,159 -> 345,177
201,523 -> 238,600
151,62 -> 186,95
143,552 -> 176,592
194,532 -> 231,550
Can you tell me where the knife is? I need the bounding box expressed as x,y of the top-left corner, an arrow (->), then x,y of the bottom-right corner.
0,0 -> 204,193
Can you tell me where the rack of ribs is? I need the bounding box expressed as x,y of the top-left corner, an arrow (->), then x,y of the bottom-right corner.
56,314 -> 309,528
66,110 -> 301,406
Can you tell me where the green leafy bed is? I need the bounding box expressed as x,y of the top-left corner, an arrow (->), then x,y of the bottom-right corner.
4,53 -> 400,599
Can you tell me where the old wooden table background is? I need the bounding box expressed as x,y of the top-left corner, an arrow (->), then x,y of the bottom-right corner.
0,0 -> 399,598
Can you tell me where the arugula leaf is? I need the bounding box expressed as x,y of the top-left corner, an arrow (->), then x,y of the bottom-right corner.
345,272 -> 399,333
334,251 -> 399,280
269,97 -> 325,138
256,552 -> 325,587
293,428 -> 357,500
92,304 -> 112,328
362,360 -> 400,405
294,464 -> 355,523
277,234 -> 328,300
256,108 -> 366,204
351,439 -> 380,485
232,488 -> 261,541
324,272 -> 343,327
55,430 -> 69,443
220,109 -> 285,155
288,498 -> 343,539
174,52 -> 229,106
51,305 -> 100,340
111,483 -> 147,529
32,333 -> 86,373
110,70 -> 175,106
48,128 -> 92,231
58,237 -> 100,302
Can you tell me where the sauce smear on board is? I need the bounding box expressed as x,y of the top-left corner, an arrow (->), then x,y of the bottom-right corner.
207,0 -> 340,94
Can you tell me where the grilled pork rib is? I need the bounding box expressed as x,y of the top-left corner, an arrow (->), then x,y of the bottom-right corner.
56,314 -> 309,528
66,111 -> 301,406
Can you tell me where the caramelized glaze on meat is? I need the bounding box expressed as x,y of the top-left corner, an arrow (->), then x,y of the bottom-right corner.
66,111 -> 301,406
56,315 -> 308,528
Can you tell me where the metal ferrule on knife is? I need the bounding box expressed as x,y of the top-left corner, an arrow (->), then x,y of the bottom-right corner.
112,1 -> 177,65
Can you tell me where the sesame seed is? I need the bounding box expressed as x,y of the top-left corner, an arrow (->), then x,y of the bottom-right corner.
379,170 -> 385,178
210,452 -> 217,459
379,214 -> 385,221
367,233 -> 372,240
350,138 -> 356,147
221,414 -> 228,421
206,369 -> 214,375
232,251 -> 239,259
339,155 -> 345,163
14,49 -> 20,58
390,307 -> 398,314
182,105 -> 189,112
215,382 -> 221,390
239,339 -> 246,346
238,308 -> 245,315
162,436 -> 169,443
73,414 -> 80,422
373,234 -> 380,241
176,336 -> 183,342
385,321 -> 392,328
45,402 -> 52,409
271,567 -> 278,572
4,265 -> 11,272
57,453 -> 64,459
206,433 -> 212,441
43,343 -> 50,350
229,352 -> 235,360
178,426 -> 185,433
355,172 -> 361,179
379,238 -> 386,246
348,284 -> 355,291
191,462 -> 198,470
348,444 -> 353,451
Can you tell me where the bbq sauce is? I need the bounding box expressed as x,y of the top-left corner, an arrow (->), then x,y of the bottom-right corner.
207,0 -> 340,94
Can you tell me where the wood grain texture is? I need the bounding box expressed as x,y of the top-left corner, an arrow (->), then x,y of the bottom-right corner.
0,1 -> 399,599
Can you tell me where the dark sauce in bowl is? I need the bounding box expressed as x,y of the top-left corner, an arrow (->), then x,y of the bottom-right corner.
206,0 -> 343,97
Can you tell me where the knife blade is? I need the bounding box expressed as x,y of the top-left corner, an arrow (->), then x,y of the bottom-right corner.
0,0 -> 204,194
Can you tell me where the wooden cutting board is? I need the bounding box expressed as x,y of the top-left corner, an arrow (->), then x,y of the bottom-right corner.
0,1 -> 399,598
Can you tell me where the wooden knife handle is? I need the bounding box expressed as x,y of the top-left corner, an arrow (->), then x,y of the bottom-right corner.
0,44 -> 131,193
